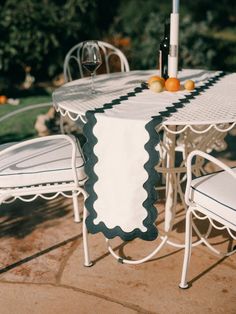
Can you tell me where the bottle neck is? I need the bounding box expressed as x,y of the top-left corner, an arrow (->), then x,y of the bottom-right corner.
164,24 -> 170,39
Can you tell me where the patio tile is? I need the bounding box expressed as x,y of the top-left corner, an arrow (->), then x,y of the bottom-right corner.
0,197 -> 82,284
61,217 -> 236,314
0,282 -> 137,314
0,177 -> 235,313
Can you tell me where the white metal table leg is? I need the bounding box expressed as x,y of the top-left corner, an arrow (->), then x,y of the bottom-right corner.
164,126 -> 177,232
106,236 -> 168,265
82,192 -> 93,267
83,209 -> 93,267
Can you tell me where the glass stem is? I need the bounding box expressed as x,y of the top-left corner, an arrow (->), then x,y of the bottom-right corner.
91,72 -> 95,94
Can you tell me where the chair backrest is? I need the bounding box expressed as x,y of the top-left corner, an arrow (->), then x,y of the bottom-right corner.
63,40 -> 130,82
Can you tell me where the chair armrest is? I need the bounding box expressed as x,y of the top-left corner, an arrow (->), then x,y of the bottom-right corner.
0,103 -> 51,123
185,150 -> 236,205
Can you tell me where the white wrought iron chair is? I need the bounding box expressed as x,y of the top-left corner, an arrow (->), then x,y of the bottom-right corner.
0,134 -> 87,223
0,103 -> 89,263
179,150 -> 236,289
63,40 -> 130,83
155,125 -> 228,213
61,40 -> 130,134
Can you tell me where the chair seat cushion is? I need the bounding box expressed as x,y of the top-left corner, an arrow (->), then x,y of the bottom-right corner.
0,138 -> 86,188
190,168 -> 236,229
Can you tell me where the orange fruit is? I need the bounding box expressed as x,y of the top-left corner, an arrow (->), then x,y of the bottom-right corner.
184,79 -> 195,90
165,77 -> 180,92
147,75 -> 165,88
0,95 -> 7,104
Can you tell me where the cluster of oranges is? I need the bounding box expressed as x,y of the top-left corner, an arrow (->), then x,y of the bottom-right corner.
147,75 -> 195,93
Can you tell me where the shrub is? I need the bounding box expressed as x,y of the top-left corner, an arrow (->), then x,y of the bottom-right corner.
108,0 -> 236,72
0,0 -> 97,89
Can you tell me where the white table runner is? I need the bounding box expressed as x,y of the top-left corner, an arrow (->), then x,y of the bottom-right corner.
84,70 -> 226,241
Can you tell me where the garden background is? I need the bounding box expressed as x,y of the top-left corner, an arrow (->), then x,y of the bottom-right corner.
0,0 -> 236,142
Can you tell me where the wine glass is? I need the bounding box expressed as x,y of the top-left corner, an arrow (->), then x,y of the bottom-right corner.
81,41 -> 102,94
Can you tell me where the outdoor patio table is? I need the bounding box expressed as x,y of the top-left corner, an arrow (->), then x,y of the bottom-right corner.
52,69 -> 236,263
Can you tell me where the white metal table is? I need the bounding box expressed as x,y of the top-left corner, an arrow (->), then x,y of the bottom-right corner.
53,69 -> 236,264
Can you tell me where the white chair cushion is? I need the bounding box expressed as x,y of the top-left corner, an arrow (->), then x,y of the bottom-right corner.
0,138 -> 86,188
190,168 -> 236,229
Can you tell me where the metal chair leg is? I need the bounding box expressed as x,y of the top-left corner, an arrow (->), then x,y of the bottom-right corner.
72,191 -> 81,222
179,208 -> 193,289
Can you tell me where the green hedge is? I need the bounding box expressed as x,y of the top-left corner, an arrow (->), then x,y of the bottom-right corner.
0,0 -> 235,92
108,0 -> 236,72
0,0 -> 97,90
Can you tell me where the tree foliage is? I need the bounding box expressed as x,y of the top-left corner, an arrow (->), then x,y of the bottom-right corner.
0,0 -> 235,91
109,0 -> 236,72
0,0 -> 97,88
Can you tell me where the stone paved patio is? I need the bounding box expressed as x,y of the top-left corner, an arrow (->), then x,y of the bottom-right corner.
0,192 -> 235,314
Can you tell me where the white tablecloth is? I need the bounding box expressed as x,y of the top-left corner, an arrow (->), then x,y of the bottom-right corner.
81,70 -> 228,241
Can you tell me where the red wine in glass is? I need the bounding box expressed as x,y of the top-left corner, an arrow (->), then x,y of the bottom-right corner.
82,61 -> 102,73
81,41 -> 102,94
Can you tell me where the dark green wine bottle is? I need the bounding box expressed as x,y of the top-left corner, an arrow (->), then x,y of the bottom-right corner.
159,22 -> 170,80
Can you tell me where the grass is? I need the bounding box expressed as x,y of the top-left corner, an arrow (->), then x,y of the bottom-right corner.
0,95 -> 52,144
